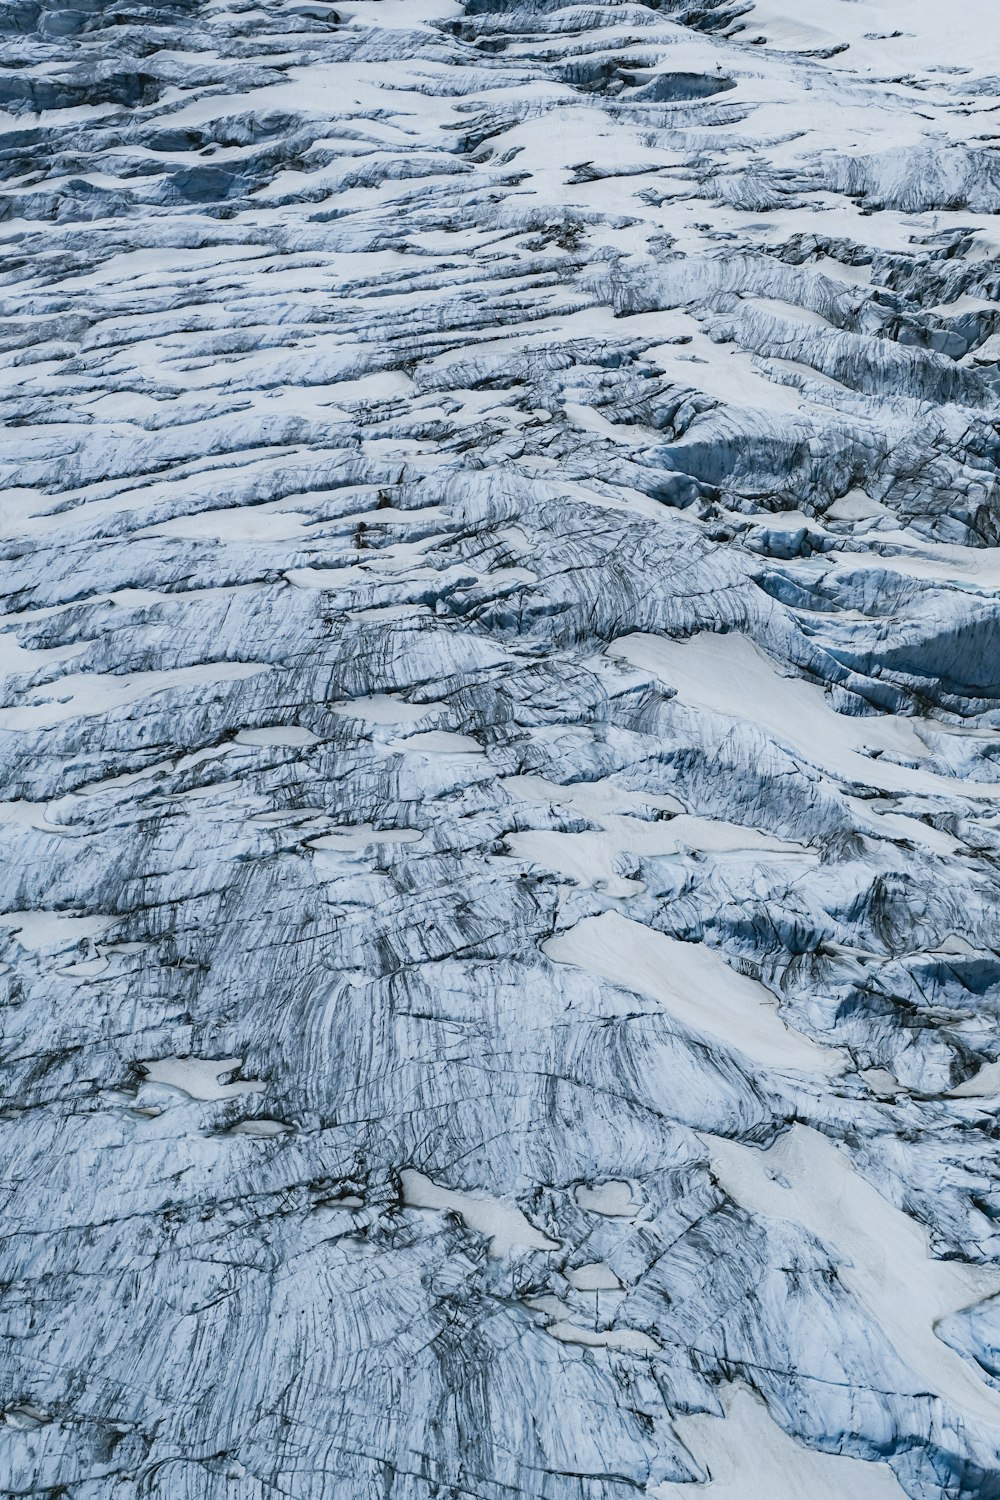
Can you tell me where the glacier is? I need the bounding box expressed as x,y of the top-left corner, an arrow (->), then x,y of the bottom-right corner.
2,0 -> 1000,1496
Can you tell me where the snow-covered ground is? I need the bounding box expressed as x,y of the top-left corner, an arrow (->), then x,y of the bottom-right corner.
2,1 -> 1000,1497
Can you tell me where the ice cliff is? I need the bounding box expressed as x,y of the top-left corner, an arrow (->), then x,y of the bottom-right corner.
2,1 -> 1000,1496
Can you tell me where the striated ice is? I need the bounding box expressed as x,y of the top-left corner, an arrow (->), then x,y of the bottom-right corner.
2,0 -> 1000,1497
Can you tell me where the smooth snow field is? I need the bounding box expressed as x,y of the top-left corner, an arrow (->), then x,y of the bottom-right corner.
2,1 -> 1000,1498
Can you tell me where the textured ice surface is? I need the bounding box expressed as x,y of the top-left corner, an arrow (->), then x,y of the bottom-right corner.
2,0 -> 1000,1497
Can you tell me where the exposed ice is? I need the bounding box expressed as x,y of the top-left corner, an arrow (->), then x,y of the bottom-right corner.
3,0 -> 1000,1494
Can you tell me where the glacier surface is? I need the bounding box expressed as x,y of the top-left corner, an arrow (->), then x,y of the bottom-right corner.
2,0 -> 1000,1496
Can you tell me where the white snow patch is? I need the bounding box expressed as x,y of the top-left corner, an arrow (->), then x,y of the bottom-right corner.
400,1169 -> 559,1258
55,955 -> 111,980
330,694 -> 444,725
309,825 -> 423,852
385,731 -> 482,756
0,911 -> 115,952
503,774 -> 684,821
545,913 -> 841,1075
547,1321 -> 660,1353
235,726 -> 319,747
0,631 -> 86,674
505,811 -> 807,896
576,1180 -> 642,1218
145,508 -> 313,543
226,1119 -> 294,1137
567,1263 -> 623,1292
948,1061 -> 1000,1099
826,489 -> 892,522
704,1126 -> 1000,1427
139,1056 -> 266,1101
612,632 -> 997,802
652,1383 -> 908,1499
0,661 -> 270,731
